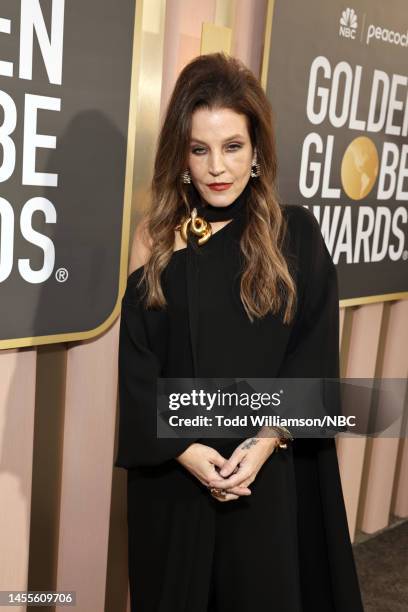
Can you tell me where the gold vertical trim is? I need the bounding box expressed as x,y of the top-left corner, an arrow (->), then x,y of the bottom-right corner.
340,307 -> 354,377
116,0 -> 144,313
131,0 -> 167,238
260,0 -> 275,91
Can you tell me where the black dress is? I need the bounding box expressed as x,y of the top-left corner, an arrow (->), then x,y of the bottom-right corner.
114,199 -> 364,612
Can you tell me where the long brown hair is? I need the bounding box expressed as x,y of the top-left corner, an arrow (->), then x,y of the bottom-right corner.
138,52 -> 296,324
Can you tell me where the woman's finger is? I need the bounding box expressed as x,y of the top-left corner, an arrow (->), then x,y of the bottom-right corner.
226,486 -> 251,496
225,475 -> 253,495
209,450 -> 228,470
217,450 -> 243,478
208,467 -> 253,490
227,475 -> 253,495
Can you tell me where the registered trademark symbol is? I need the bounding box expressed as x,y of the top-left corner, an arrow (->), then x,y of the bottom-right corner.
55,267 -> 69,282
402,251 -> 408,261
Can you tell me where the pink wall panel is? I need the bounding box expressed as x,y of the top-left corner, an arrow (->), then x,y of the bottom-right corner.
360,300 -> 408,532
336,303 -> 384,540
0,349 -> 37,612
56,323 -> 119,611
232,0 -> 268,74
161,0 -> 216,114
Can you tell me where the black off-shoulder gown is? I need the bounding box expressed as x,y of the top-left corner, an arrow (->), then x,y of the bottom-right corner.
115,204 -> 364,612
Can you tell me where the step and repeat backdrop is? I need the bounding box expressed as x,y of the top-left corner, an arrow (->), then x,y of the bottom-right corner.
0,0 -> 136,348
263,0 -> 408,303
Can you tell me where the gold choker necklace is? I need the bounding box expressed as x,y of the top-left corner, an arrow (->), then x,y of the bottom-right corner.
176,208 -> 212,246
176,183 -> 250,245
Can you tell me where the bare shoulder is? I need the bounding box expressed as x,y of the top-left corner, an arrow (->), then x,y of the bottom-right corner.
128,215 -> 153,274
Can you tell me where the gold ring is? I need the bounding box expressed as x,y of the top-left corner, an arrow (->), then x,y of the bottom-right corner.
209,487 -> 227,499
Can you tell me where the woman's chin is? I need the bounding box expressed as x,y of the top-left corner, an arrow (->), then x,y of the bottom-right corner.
202,188 -> 240,206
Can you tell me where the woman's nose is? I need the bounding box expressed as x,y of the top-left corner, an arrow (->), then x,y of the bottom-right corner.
208,152 -> 225,176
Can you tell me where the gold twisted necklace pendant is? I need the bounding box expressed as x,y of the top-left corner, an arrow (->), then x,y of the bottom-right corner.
177,207 -> 212,245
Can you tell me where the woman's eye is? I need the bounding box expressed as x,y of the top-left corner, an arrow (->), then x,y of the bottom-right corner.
191,147 -> 206,155
191,143 -> 243,155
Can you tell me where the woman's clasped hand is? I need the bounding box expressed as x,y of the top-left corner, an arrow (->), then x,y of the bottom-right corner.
176,435 -> 279,502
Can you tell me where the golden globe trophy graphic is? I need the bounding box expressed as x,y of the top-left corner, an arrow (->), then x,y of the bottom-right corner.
341,137 -> 380,200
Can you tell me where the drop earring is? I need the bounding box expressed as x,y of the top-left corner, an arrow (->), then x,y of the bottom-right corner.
181,168 -> 191,184
250,157 -> 260,178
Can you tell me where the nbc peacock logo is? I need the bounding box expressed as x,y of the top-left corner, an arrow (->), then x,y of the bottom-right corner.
339,7 -> 358,39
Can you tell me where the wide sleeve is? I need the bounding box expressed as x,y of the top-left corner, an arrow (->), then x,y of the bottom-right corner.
114,271 -> 199,469
277,206 -> 341,424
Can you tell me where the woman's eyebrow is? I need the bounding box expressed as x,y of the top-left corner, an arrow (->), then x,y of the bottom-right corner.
190,134 -> 245,144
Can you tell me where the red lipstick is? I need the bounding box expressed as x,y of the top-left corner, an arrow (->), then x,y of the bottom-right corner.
208,183 -> 232,191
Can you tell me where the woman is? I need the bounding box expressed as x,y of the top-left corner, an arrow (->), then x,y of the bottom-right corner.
115,52 -> 364,611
